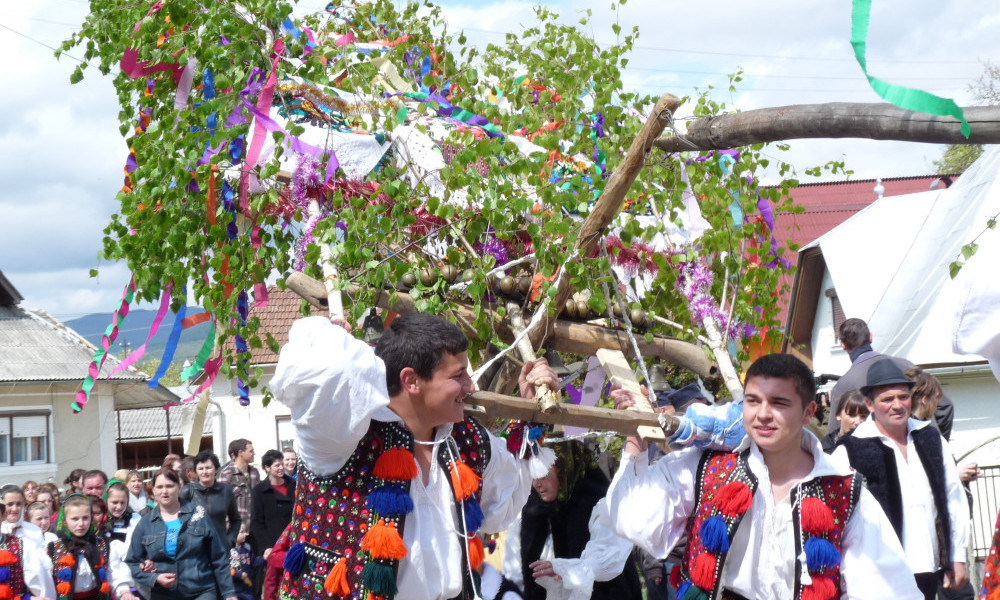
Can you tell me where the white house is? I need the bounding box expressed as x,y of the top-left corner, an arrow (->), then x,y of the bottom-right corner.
0,271 -> 178,486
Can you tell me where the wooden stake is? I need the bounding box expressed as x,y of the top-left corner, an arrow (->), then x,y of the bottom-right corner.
595,348 -> 669,447
507,301 -> 560,413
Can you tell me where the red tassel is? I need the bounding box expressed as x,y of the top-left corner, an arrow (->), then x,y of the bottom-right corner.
0,551 -> 14,566
0,584 -> 12,599
714,482 -> 752,517
467,536 -> 485,570
690,552 -> 717,590
668,563 -> 682,590
323,557 -> 351,597
801,575 -> 836,600
373,448 -> 418,481
449,461 -> 481,501
800,497 -> 835,536
360,519 -> 408,560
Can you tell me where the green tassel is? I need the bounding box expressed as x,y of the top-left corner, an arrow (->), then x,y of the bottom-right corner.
471,570 -> 482,596
362,561 -> 398,597
681,586 -> 710,600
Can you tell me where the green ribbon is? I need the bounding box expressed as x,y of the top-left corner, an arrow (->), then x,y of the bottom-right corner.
851,0 -> 970,138
180,320 -> 217,381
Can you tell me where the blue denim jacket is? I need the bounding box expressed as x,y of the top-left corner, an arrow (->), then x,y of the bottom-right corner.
125,501 -> 236,598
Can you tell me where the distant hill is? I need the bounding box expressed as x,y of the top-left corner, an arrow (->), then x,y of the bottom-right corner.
64,309 -> 211,368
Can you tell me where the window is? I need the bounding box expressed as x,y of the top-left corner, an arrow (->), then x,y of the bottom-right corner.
825,288 -> 846,344
0,413 -> 50,466
276,416 -> 294,451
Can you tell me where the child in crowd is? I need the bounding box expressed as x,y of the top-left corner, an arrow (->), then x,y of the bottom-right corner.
91,498 -> 108,534
47,495 -> 111,600
125,471 -> 150,514
26,501 -> 59,546
103,483 -> 142,600
22,481 -> 39,504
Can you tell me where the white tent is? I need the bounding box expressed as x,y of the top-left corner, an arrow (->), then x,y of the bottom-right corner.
804,145 -> 1000,378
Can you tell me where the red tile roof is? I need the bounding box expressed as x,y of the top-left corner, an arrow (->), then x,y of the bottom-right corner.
224,286 -> 327,365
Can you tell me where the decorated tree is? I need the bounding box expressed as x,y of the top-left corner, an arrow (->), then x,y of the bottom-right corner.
63,0 -> 822,412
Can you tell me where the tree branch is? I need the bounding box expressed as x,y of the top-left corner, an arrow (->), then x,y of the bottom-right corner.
654,103 -> 1000,153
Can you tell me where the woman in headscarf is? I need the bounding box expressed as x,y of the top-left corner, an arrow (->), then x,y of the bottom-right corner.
500,440 -> 642,600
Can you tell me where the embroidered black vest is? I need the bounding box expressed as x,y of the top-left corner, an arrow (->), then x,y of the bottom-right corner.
839,425 -> 952,568
47,536 -> 111,600
0,533 -> 27,600
680,450 -> 861,600
279,417 -> 491,600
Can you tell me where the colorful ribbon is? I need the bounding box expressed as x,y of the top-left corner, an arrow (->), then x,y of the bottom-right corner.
107,281 -> 173,377
148,304 -> 186,388
396,92 -> 504,138
74,275 -> 136,413
180,319 -> 217,381
851,0 -> 970,137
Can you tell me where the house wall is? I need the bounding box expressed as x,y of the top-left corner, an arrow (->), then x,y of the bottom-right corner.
0,384 -> 117,486
208,367 -> 294,466
808,269 -> 852,377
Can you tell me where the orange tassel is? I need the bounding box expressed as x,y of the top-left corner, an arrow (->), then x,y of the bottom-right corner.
323,557 -> 351,597
0,550 -> 14,565
467,536 -> 485,570
56,582 -> 72,596
373,448 -> 418,481
449,461 -> 481,501
58,554 -> 77,568
361,519 -> 408,560
100,582 -> 110,595
0,584 -> 12,599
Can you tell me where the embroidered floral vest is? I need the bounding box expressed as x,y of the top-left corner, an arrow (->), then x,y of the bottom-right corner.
280,417 -> 491,600
0,534 -> 27,600
47,536 -> 111,600
677,451 -> 862,600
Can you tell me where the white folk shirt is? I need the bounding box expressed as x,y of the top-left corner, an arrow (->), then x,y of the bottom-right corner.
501,499 -> 636,600
607,430 -> 922,600
1,520 -> 57,599
831,417 -> 970,573
271,317 -> 535,600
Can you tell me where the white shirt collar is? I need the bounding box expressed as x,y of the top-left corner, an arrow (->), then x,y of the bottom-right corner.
850,416 -> 930,441
737,428 -> 853,479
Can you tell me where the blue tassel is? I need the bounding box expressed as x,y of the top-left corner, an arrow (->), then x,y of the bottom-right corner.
462,498 -> 484,532
57,567 -> 73,581
804,537 -> 841,572
699,515 -> 730,554
675,581 -> 692,599
366,483 -> 414,517
283,543 -> 306,577
528,425 -> 545,442
0,567 -> 9,583
97,567 -> 107,581
362,561 -> 398,596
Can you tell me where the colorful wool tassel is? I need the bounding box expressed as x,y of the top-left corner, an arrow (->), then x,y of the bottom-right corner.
0,584 -> 11,600
100,582 -> 111,594
367,483 -> 414,517
449,461 -> 481,501
713,481 -> 752,517
56,582 -> 72,596
801,574 -> 837,600
467,535 -> 485,569
361,519 -> 408,560
373,448 -> 418,481
681,583 -> 710,600
57,568 -> 73,581
800,497 -> 836,535
283,542 -> 306,576
462,497 -> 484,532
669,564 -> 682,590
690,552 -> 718,590
58,555 -> 76,568
804,537 -> 841,572
323,557 -> 351,597
699,515 -> 730,554
362,561 -> 398,597
0,568 -> 8,583
675,582 -> 692,599
0,553 -> 11,566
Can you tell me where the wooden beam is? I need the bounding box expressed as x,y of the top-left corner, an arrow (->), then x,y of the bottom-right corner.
653,103 -> 1000,153
285,271 -> 717,378
595,349 -> 668,446
465,390 -> 677,437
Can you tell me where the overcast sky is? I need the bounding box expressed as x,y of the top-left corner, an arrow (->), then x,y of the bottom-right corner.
1,0 -> 996,319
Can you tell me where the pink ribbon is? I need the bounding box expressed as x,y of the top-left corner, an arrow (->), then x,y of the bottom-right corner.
107,281 -> 173,377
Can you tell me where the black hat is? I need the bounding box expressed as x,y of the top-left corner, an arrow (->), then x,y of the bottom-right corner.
860,358 -> 915,396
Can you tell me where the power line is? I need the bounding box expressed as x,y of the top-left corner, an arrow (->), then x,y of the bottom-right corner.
624,65 -> 969,81
0,21 -> 85,63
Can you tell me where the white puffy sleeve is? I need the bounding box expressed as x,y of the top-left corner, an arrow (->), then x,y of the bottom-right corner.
109,537 -> 135,596
270,316 -> 391,476
478,431 -> 535,534
21,536 -> 56,599
840,489 -> 924,600
606,446 -> 702,559
547,499 -> 637,600
941,436 -> 970,563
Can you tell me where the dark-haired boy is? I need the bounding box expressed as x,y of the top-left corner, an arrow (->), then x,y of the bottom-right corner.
270,313 -> 558,600
607,353 -> 921,600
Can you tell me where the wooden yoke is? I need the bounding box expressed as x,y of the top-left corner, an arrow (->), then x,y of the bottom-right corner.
596,348 -> 674,449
